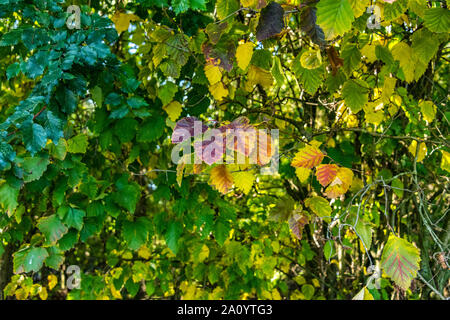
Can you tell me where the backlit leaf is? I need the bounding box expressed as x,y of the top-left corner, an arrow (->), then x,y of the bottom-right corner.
209,164 -> 234,194
381,235 -> 421,290
291,145 -> 325,169
315,164 -> 339,187
236,42 -> 254,70
316,0 -> 355,40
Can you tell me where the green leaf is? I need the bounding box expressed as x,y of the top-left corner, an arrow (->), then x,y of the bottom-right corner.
63,207 -> 86,231
157,82 -> 178,106
383,0 -> 408,21
0,29 -> 22,46
381,235 -> 421,290
342,79 -> 369,113
354,218 -> 372,251
58,230 -> 79,251
49,138 -> 67,161
113,175 -> 141,213
0,141 -> 16,170
13,247 -> 49,273
21,120 -> 47,156
37,215 -> 68,244
172,0 -> 190,14
6,62 -> 20,79
91,86 -> 103,108
305,196 -> 332,223
44,246 -> 65,270
324,240 -> 335,260
123,217 -> 152,250
341,43 -> 361,74
127,96 -> 149,109
214,218 -> 230,246
21,155 -> 50,183
165,220 -> 183,254
136,116 -> 165,143
190,0 -> 207,11
423,7 -> 450,33
67,134 -> 88,154
293,57 -> 324,95
216,0 -> 240,21
301,284 -> 315,300
316,0 -> 355,39
411,28 -> 440,66
0,181 -> 19,215
391,178 -> 404,198
271,56 -> 286,86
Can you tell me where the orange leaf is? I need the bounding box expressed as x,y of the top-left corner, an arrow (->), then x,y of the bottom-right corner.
324,167 -> 354,199
291,145 -> 324,169
315,164 -> 338,187
209,165 -> 234,194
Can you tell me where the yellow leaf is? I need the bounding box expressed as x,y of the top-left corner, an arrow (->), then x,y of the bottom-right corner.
209,81 -> 229,101
408,140 -> 427,162
348,0 -> 371,18
163,101 -> 183,122
300,49 -> 322,69
241,0 -> 257,7
364,100 -> 385,125
15,288 -> 29,300
272,288 -> 282,300
204,62 -> 222,85
440,150 -> 450,172
209,165 -> 234,194
350,176 -> 364,192
382,77 -> 397,104
138,245 -> 152,259
111,12 -> 140,34
392,42 -> 415,83
291,145 -> 324,169
197,244 -> 210,263
110,283 -> 123,299
39,287 -> 48,300
324,167 -> 353,199
361,44 -> 377,63
236,42 -> 254,70
419,100 -> 436,122
352,287 -> 374,300
48,274 -> 58,290
182,283 -> 198,300
295,167 -> 311,183
232,171 -> 255,194
245,65 -> 273,90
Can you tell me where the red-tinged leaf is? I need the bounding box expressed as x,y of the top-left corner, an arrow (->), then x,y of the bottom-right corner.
256,2 -> 285,41
300,7 -> 326,47
209,164 -> 234,194
324,167 -> 353,199
289,213 -> 309,240
291,145 -> 325,169
315,164 -> 339,187
172,117 -> 208,144
381,235 -> 421,290
202,42 -> 235,72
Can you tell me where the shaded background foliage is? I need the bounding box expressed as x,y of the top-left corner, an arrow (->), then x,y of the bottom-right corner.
0,0 -> 448,300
